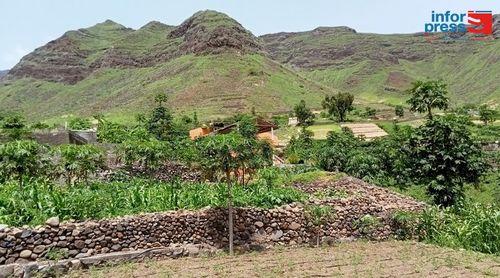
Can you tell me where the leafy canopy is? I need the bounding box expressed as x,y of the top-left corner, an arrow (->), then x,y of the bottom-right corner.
322,92 -> 354,122
407,80 -> 449,120
293,100 -> 315,126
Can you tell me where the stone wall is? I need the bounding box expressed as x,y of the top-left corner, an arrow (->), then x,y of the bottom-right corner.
0,177 -> 425,266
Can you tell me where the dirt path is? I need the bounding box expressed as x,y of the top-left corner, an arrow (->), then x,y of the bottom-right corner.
68,241 -> 499,277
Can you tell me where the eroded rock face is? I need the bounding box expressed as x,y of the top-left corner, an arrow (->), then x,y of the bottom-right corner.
5,11 -> 262,85
7,35 -> 92,84
169,10 -> 262,55
0,176 -> 424,265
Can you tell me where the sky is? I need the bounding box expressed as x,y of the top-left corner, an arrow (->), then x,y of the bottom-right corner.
0,0 -> 497,69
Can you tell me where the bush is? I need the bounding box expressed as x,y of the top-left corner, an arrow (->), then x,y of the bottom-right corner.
68,117 -> 91,130
0,140 -> 50,187
56,144 -> 105,185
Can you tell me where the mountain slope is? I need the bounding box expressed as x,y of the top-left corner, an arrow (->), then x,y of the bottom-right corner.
0,10 -> 498,122
261,25 -> 500,105
0,11 -> 326,121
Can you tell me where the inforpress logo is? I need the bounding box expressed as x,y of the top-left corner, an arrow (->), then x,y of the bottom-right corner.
467,10 -> 493,35
424,10 -> 493,41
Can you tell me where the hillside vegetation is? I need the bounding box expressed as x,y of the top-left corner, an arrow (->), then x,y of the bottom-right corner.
0,10 -> 498,121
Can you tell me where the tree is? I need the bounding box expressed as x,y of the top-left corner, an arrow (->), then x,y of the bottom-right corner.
406,80 -> 449,120
146,93 -> 173,140
322,92 -> 354,122
195,133 -> 243,255
405,115 -> 486,207
395,105 -> 405,118
294,100 -> 315,126
57,144 -> 105,185
304,205 -> 334,247
478,105 -> 497,125
0,140 -> 50,187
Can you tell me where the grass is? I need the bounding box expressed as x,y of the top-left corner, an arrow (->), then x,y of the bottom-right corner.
265,28 -> 500,106
306,119 -> 341,139
67,241 -> 500,277
0,178 -> 305,227
0,53 -> 327,123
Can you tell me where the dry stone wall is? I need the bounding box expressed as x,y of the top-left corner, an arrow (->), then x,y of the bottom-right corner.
0,177 -> 425,266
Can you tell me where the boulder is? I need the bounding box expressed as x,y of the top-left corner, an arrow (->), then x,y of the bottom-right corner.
46,217 -> 60,227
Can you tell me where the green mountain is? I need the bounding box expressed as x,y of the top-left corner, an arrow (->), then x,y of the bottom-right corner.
0,10 -> 498,122
260,25 -> 500,105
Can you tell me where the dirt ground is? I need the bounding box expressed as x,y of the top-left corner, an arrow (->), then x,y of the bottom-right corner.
68,241 -> 499,277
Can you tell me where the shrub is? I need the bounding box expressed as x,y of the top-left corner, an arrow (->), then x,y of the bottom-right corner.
305,205 -> 334,246
117,139 -> 170,171
56,144 -> 105,185
0,140 -> 50,187
68,117 -> 91,130
391,210 -> 419,240
355,214 -> 381,236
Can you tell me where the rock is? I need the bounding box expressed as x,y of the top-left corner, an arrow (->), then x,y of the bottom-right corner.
46,217 -> 60,227
0,264 -> 16,277
23,262 -> 39,276
20,230 -> 33,238
33,245 -> 45,254
74,240 -> 86,249
289,222 -> 301,230
272,230 -> 283,241
71,259 -> 82,269
111,244 -> 121,251
255,221 -> 264,228
185,245 -> 199,257
20,250 -> 33,258
0,224 -> 8,232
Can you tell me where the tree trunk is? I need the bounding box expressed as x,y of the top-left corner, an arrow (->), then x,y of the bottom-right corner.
427,105 -> 433,120
226,170 -> 234,255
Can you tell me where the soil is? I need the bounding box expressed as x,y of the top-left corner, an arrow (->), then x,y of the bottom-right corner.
67,240 -> 500,277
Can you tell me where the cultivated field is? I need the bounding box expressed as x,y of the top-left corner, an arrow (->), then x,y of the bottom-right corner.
68,241 -> 500,277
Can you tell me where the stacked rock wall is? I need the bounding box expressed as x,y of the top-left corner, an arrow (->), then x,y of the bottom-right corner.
0,177 -> 425,265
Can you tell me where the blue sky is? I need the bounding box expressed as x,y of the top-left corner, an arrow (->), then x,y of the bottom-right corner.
0,0 -> 497,69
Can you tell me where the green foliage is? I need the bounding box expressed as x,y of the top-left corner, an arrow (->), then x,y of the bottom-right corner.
391,210 -> 419,240
478,105 -> 497,125
117,139 -> 170,171
322,92 -> 354,122
293,100 -> 315,126
68,117 -> 91,130
317,130 -> 360,171
285,128 -> 315,164
0,179 -> 305,226
0,140 -> 50,187
395,105 -> 404,118
0,113 -> 29,140
355,214 -> 381,236
419,202 -> 500,255
406,79 -> 449,120
96,116 -> 155,144
56,144 -> 105,185
404,115 -> 487,207
195,132 -> 271,184
305,205 -> 334,226
363,107 -> 377,118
